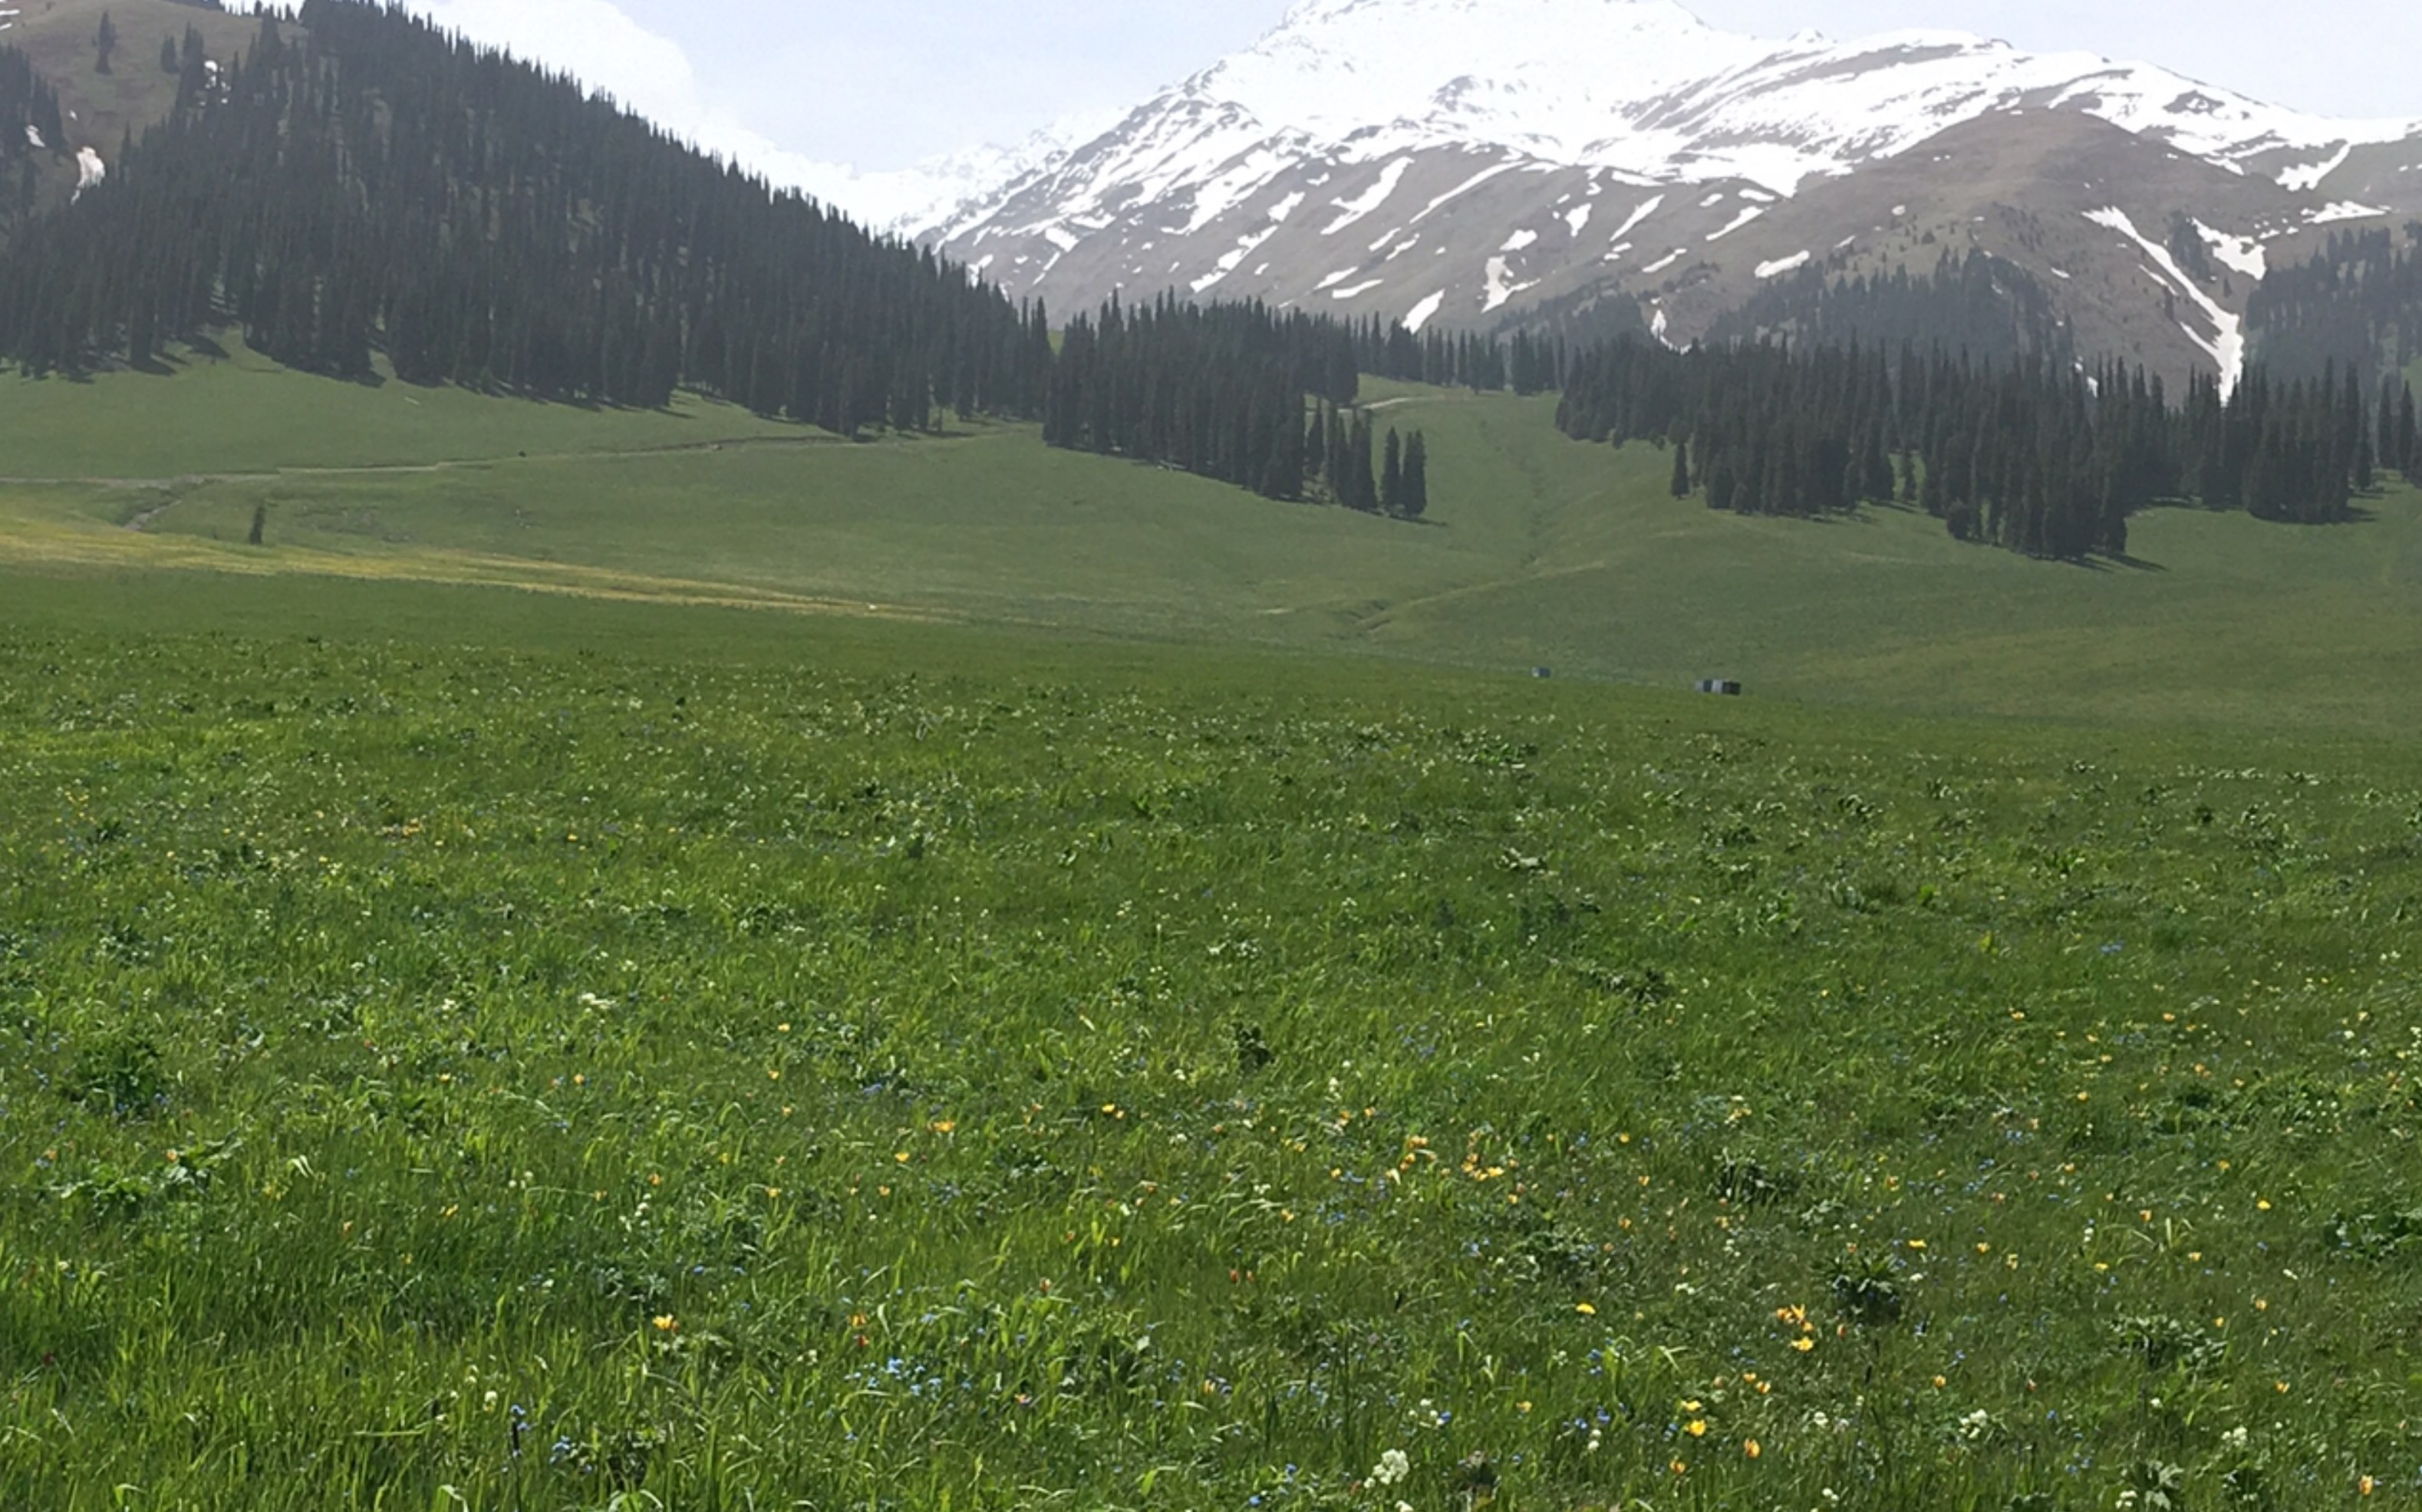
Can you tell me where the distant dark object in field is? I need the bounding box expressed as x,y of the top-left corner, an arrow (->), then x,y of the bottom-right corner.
1234,1024 -> 1274,1076
247,505 -> 265,548
1531,667 -> 1553,680
1696,679 -> 1743,697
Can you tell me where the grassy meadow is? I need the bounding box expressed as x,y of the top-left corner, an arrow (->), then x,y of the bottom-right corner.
4,354 -> 2422,1509
0,575 -> 2419,1510
5,357 -> 2421,736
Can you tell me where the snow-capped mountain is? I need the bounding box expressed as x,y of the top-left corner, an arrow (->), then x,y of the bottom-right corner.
896,0 -> 2422,387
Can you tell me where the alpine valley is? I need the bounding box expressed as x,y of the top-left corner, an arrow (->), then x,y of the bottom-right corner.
897,0 -> 2422,390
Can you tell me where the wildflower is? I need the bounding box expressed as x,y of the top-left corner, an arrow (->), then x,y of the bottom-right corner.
1369,1449 -> 1411,1487
1686,1419 -> 1709,1438
1744,1440 -> 1761,1459
1792,1337 -> 1815,1352
1670,1459 -> 1688,1475
652,1316 -> 678,1334
1576,1302 -> 1597,1316
2361,1476 -> 2375,1496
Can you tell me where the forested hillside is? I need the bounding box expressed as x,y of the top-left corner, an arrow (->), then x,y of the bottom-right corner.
0,2 -> 1050,431
1560,338 -> 2420,558
2249,226 -> 2422,390
0,3 -> 1454,512
1707,250 -> 2076,371
0,48 -> 68,199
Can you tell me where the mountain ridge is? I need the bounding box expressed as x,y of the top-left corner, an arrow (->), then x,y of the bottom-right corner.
891,0 -> 2422,388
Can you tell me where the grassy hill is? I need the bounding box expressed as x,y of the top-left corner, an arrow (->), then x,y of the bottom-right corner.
5,357 -> 2420,736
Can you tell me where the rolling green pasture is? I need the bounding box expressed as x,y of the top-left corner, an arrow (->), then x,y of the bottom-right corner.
1,575 -> 2420,1510
5,361 -> 2422,738
5,354 -> 2422,1508
0,342 -> 804,479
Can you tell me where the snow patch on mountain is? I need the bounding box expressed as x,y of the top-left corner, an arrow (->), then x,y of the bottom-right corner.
73,147 -> 104,201
1707,207 -> 1765,240
2309,201 -> 2392,225
1756,251 -> 1811,278
1412,161 -> 1521,223
2193,221 -> 2267,280
2277,143 -> 2353,193
2087,207 -> 2243,396
1404,290 -> 1448,331
1323,159 -> 1415,234
1606,194 -> 1665,243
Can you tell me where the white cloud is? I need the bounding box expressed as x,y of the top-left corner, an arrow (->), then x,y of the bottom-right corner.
400,0 -> 949,227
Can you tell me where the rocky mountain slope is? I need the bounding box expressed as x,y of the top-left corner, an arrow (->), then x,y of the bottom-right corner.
905,0 -> 2422,387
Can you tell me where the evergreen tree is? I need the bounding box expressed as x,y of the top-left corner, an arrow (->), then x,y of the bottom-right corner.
1401,432 -> 1429,520
1382,427 -> 1404,515
94,12 -> 117,74
1669,435 -> 1692,499
161,36 -> 180,74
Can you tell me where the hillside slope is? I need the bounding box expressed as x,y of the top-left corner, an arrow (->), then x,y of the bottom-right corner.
5,359 -> 2419,735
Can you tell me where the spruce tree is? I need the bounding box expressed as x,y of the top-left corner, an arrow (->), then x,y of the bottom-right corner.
1669,435 -> 1692,498
161,36 -> 180,74
1382,427 -> 1404,516
94,12 -> 117,74
1402,432 -> 1429,520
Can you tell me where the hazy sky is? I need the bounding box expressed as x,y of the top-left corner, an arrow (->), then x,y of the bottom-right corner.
406,0 -> 2421,177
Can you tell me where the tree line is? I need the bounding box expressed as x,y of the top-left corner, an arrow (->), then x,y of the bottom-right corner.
2,7 -> 1452,520
1561,335 -> 2420,559
2248,226 -> 2422,390
1710,249 -> 2076,371
1043,293 -> 1428,512
0,44 -> 67,226
0,5 -> 1053,431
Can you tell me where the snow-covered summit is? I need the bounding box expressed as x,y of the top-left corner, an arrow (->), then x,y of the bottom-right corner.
882,0 -> 2420,390
1122,0 -> 2409,197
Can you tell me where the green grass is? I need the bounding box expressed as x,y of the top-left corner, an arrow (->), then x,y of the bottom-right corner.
0,339 -> 808,478
8,364 -> 2420,736
1,573 -> 2418,1510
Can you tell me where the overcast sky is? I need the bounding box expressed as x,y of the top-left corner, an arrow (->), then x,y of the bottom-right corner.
405,0 -> 2421,176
